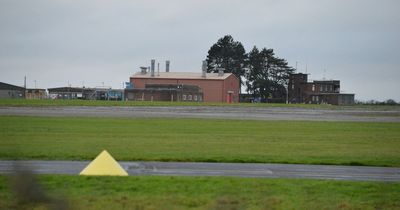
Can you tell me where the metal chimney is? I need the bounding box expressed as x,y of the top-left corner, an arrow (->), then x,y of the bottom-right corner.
150,59 -> 155,77
202,60 -> 207,78
217,67 -> 224,76
157,62 -> 160,76
166,60 -> 170,72
140,67 -> 147,74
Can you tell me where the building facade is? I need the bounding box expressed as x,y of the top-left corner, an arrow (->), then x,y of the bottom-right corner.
0,82 -> 25,99
48,87 -> 124,100
125,84 -> 203,102
288,73 -> 355,105
25,89 -> 47,99
129,72 -> 240,103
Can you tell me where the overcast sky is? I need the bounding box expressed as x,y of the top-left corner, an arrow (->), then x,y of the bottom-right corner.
1,0 -> 399,101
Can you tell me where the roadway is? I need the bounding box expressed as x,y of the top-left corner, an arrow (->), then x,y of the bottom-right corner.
1,160 -> 399,182
1,106 -> 400,122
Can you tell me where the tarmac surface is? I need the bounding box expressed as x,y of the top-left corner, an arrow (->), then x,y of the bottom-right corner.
1,106 -> 400,122
1,160 -> 399,182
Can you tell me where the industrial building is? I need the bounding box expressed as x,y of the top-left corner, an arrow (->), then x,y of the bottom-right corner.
0,82 -> 25,99
128,60 -> 240,103
288,73 -> 355,105
48,87 -> 124,100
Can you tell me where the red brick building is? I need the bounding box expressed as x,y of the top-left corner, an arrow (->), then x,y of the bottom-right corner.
129,72 -> 240,103
288,73 -> 355,105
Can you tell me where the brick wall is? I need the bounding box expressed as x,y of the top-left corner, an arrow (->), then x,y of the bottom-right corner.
130,75 -> 240,103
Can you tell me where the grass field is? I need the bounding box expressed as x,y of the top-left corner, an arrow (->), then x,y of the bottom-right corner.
1,116 -> 399,166
1,175 -> 399,210
1,99 -> 399,110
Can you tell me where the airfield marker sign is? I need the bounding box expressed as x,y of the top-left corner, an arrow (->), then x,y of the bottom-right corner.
79,150 -> 128,176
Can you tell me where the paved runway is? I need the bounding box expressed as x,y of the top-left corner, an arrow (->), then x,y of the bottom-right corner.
1,160 -> 399,182
1,106 -> 400,122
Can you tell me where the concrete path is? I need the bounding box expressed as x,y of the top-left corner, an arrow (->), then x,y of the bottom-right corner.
1,160 -> 399,182
1,106 -> 400,122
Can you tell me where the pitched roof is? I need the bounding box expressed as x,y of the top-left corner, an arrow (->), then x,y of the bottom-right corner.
131,72 -> 233,80
0,82 -> 25,91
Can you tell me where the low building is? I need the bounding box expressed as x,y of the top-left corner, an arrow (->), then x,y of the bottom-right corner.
0,82 -> 25,99
25,88 -> 47,99
48,87 -> 84,99
125,84 -> 203,102
288,73 -> 355,105
48,87 -> 124,100
129,68 -> 239,103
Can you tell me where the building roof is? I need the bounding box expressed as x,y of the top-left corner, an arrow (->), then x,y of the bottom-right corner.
47,87 -> 84,92
313,80 -> 340,83
0,82 -> 25,91
131,72 -> 234,80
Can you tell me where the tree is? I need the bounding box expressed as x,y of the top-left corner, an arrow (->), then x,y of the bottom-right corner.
206,35 -> 247,85
246,46 -> 294,101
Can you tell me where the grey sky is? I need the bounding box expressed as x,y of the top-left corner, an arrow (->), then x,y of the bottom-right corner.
1,0 -> 399,101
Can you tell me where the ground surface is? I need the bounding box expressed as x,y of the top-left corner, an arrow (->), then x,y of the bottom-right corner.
1,160 -> 400,182
1,105 -> 400,122
1,116 -> 399,166
1,175 -> 400,210
1,103 -> 400,209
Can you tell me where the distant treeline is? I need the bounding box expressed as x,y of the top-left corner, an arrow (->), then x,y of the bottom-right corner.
355,99 -> 398,105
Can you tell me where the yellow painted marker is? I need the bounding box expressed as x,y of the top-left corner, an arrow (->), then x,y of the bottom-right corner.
80,150 -> 128,176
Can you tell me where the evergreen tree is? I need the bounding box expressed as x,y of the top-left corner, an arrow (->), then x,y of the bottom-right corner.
206,35 -> 247,85
246,47 -> 294,101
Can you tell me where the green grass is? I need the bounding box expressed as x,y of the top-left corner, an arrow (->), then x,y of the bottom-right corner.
1,116 -> 399,166
0,175 -> 399,210
2,99 -> 399,110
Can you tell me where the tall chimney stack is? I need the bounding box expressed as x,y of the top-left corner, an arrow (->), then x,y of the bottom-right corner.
166,60 -> 170,72
150,59 -> 155,77
157,62 -> 160,76
202,60 -> 207,78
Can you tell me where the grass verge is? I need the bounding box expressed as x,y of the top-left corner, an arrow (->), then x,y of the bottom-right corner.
1,175 -> 399,210
1,116 -> 399,166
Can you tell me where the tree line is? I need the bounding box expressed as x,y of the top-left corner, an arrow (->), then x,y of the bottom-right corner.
206,35 -> 294,102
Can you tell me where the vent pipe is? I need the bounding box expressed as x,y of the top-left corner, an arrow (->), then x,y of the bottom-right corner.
166,60 -> 170,72
140,67 -> 147,74
217,67 -> 224,76
201,60 -> 207,78
150,59 -> 155,77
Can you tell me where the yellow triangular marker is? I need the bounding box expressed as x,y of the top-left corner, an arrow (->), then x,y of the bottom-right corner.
79,150 -> 128,176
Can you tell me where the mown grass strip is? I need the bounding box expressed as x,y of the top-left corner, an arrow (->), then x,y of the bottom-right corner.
1,175 -> 399,210
1,116 -> 399,166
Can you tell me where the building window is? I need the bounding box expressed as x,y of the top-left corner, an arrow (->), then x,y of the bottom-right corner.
312,85 -> 315,92
194,95 -> 198,101
188,95 -> 192,101
292,84 -> 294,90
182,94 -> 186,101
320,85 -> 323,92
